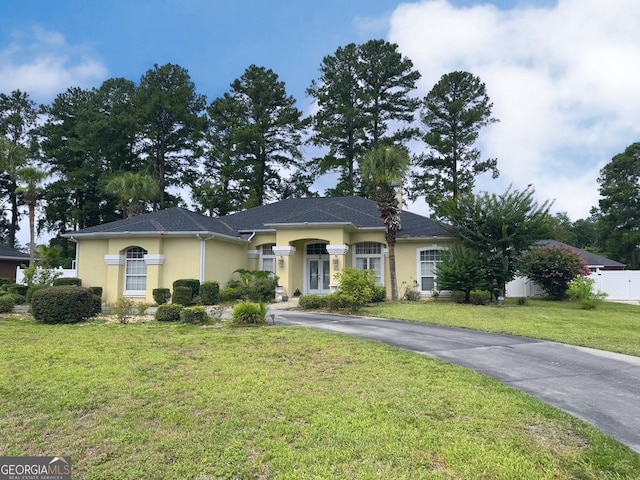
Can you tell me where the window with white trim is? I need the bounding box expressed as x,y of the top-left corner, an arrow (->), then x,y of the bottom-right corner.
260,243 -> 276,275
419,249 -> 442,292
354,242 -> 383,285
125,246 -> 148,294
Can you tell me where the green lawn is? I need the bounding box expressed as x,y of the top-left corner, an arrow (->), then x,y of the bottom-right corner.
363,299 -> 640,357
1,315 -> 639,479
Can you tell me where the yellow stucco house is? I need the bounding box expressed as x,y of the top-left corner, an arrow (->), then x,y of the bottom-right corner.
63,196 -> 453,304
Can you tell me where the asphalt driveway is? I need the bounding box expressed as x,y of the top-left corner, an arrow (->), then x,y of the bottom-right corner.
274,310 -> 640,454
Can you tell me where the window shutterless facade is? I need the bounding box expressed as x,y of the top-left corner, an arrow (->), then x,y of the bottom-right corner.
124,246 -> 148,296
418,248 -> 443,293
260,243 -> 276,275
354,242 -> 384,285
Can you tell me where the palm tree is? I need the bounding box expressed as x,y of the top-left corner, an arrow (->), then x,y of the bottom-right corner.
361,145 -> 410,301
105,172 -> 159,218
16,166 -> 48,266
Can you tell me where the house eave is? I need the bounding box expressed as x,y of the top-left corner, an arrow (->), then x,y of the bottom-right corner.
263,222 -> 357,230
61,231 -> 248,245
396,236 -> 456,242
0,255 -> 29,261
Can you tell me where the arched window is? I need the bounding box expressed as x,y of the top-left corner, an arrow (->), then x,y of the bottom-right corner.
260,243 -> 276,275
124,246 -> 148,295
353,242 -> 384,285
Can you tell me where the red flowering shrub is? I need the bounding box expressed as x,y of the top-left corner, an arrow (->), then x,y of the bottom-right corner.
519,245 -> 590,300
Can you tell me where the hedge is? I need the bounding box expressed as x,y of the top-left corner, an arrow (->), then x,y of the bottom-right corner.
172,286 -> 193,306
156,304 -> 183,322
153,288 -> 171,305
31,286 -> 94,324
172,279 -> 200,299
0,295 -> 16,313
199,281 -> 220,305
180,306 -> 208,324
53,277 -> 82,286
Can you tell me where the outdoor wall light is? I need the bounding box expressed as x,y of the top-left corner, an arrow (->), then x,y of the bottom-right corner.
333,255 -> 339,267
278,256 -> 284,267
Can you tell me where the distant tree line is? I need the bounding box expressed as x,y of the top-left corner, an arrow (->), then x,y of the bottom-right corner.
1,37 -> 638,269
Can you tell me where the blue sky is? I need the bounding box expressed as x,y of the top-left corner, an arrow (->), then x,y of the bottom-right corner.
2,0 -> 640,243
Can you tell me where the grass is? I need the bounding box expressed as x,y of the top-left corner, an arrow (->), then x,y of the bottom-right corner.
363,299 -> 640,357
1,314 -> 639,479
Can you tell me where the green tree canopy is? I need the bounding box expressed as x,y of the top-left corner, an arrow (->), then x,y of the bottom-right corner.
441,187 -> 551,296
596,142 -> 640,267
411,71 -> 498,217
136,63 -> 207,207
307,40 -> 420,196
0,90 -> 38,247
202,65 -> 306,211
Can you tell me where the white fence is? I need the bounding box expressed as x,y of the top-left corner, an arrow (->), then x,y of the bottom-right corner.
15,266 -> 78,285
507,270 -> 640,301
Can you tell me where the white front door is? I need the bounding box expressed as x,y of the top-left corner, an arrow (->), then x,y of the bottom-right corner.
307,256 -> 331,294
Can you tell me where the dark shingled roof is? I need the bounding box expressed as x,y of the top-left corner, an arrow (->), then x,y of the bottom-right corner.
0,244 -> 29,260
536,240 -> 625,269
68,208 -> 239,238
67,197 -> 450,239
222,196 -> 449,238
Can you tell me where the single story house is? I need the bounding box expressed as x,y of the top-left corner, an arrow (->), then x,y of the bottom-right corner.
535,239 -> 625,271
0,244 -> 29,281
62,196 -> 453,304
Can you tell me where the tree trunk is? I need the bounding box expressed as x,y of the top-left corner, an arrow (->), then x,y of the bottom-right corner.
28,203 -> 36,266
388,240 -> 398,301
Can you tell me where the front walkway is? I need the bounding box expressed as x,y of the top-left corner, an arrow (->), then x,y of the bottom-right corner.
274,311 -> 640,454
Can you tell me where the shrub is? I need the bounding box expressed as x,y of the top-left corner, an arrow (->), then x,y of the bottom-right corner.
113,297 -> 134,324
435,245 -> 487,302
0,295 -> 16,313
26,285 -> 49,303
519,245 -> 590,300
371,285 -> 387,303
153,288 -> 171,305
3,293 -> 26,305
450,291 -> 466,304
31,286 -> 94,324
21,266 -> 62,286
298,294 -> 328,310
326,293 -> 348,311
172,286 -> 193,306
568,276 -> 607,310
89,286 -> 103,297
172,279 -> 200,299
232,302 -> 267,325
180,305 -> 209,324
92,295 -> 103,316
225,270 -> 278,303
401,280 -> 420,301
334,268 -> 378,312
469,290 -> 492,305
0,277 -> 11,287
53,277 -> 82,286
516,296 -> 529,306
155,304 -> 183,322
219,287 -> 241,303
200,281 -> 220,305
7,284 -> 28,297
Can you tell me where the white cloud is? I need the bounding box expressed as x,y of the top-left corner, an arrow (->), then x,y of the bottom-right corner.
0,26 -> 108,103
389,0 -> 640,219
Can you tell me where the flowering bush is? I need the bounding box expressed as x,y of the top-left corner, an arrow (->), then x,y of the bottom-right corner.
519,245 -> 590,300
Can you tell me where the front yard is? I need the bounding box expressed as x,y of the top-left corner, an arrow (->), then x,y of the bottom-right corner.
364,299 -> 640,357
1,312 -> 639,479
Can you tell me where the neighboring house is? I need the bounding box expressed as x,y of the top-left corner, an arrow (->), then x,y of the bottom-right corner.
507,239 -> 627,298
62,196 -> 454,304
0,244 -> 29,281
534,239 -> 625,271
